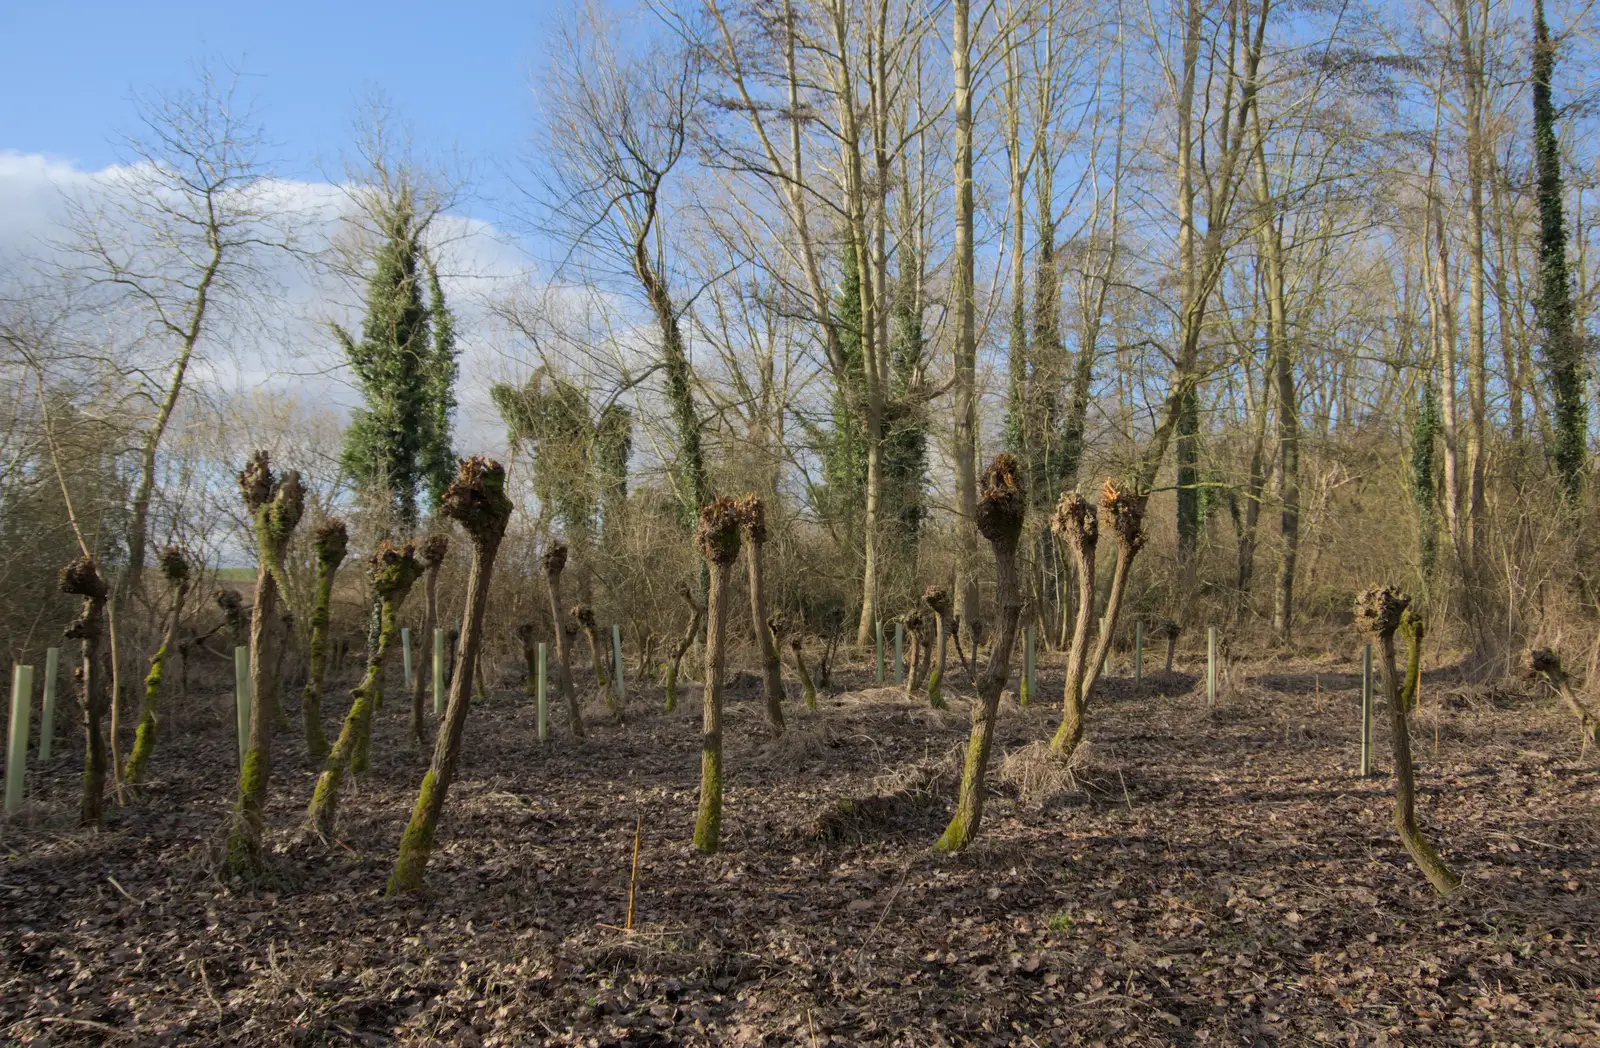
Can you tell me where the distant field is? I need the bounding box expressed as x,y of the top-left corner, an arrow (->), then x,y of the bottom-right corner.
212,567 -> 256,583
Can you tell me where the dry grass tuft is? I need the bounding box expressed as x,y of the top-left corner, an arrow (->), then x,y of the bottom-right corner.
999,740 -> 1081,805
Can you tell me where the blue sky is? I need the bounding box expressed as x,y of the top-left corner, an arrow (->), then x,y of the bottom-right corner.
0,0 -> 561,215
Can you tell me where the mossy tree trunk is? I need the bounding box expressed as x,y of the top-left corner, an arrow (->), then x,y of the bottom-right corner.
936,455 -> 1026,852
411,538 -> 445,746
544,546 -> 585,737
125,552 -> 191,786
1050,492 -> 1098,757
60,558 -> 110,828
738,498 -> 785,735
302,521 -> 348,761
789,634 -> 817,711
1357,587 -> 1460,895
695,498 -> 741,854
227,454 -> 304,878
305,541 -> 420,839
389,457 -> 513,894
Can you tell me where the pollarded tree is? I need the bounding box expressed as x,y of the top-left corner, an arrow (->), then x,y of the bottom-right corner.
124,548 -> 191,785
302,520 -> 349,761
1057,480 -> 1148,762
389,457 -> 513,894
59,556 -> 110,827
410,534 -> 448,746
1049,492 -> 1098,758
227,452 -> 305,878
1524,649 -> 1600,752
543,543 -> 586,737
305,540 -> 421,839
935,455 -> 1027,853
694,496 -> 741,855
1353,585 -> 1460,895
736,496 -> 784,735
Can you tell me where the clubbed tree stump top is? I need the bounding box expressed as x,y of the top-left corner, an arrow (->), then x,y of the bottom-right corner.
1353,585 -> 1409,638
697,497 -> 743,565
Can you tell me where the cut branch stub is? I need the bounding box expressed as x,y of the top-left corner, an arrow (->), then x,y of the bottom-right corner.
442,456 -> 512,543
314,519 -> 349,568
1353,585 -> 1409,639
923,586 -> 952,619
697,497 -> 743,565
976,453 -> 1026,549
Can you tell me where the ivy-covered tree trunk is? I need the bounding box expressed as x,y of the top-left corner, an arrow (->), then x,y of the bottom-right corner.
738,497 -> 785,736
124,550 -> 191,786
305,541 -> 421,839
664,585 -> 702,714
936,455 -> 1026,852
390,458 -> 512,894
1533,0 -> 1585,504
1049,492 -> 1098,757
694,498 -> 741,854
544,544 -> 585,737
228,453 -> 305,878
60,557 -> 110,828
302,521 -> 348,762
1355,586 -> 1460,894
411,536 -> 447,746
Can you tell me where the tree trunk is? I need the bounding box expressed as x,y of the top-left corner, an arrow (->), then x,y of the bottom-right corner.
60,558 -> 109,827
227,559 -> 281,876
389,457 -> 512,894
544,548 -> 585,738
935,456 -> 1025,852
411,547 -> 443,747
741,502 -> 785,735
1050,493 -> 1098,757
305,543 -> 419,839
694,499 -> 741,855
951,0 -> 980,648
227,458 -> 303,878
124,573 -> 189,785
665,586 -> 702,714
1357,587 -> 1460,894
301,536 -> 342,762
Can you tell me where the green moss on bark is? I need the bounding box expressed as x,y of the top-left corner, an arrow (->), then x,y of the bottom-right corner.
387,769 -> 439,895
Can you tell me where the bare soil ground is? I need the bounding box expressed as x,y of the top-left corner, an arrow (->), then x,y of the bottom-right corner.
2,651 -> 1598,1047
